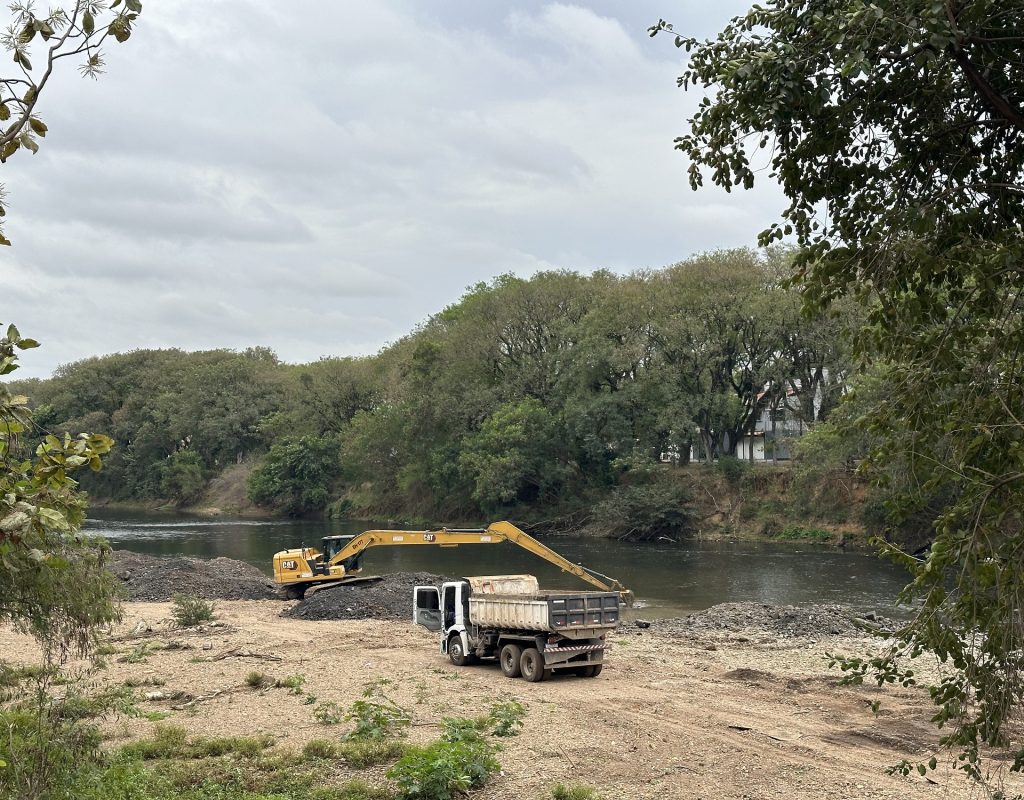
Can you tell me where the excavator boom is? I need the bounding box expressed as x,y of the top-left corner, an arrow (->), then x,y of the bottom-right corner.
272,520 -> 633,605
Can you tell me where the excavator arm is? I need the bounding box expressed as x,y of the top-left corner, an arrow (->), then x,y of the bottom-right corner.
273,520 -> 633,604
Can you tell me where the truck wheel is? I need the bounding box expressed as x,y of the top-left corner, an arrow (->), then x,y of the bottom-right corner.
520,648 -> 547,682
448,636 -> 468,667
586,664 -> 603,678
499,644 -> 523,678
284,585 -> 306,600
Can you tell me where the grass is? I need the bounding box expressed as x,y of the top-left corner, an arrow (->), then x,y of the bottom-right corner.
338,739 -> 407,768
245,670 -> 268,689
551,784 -> 602,800
773,524 -> 833,542
121,724 -> 275,760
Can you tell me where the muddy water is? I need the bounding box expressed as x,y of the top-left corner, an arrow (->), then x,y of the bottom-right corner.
85,509 -> 913,619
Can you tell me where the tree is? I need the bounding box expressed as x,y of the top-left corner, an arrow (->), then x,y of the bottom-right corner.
0,324 -> 117,663
248,434 -> 341,517
1,0 -> 142,244
652,0 -> 1024,780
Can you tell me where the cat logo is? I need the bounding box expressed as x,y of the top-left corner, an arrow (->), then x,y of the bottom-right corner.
282,560 -> 297,570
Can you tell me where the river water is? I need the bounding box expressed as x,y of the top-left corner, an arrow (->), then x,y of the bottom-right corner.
84,509 -> 914,619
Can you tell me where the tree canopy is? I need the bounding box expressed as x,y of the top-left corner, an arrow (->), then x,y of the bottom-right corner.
653,0 -> 1024,780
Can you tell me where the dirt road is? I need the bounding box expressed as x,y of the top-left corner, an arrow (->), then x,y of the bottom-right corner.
3,600 -> 1015,799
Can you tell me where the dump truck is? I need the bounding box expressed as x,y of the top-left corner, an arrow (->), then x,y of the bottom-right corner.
412,574 -> 620,681
272,520 -> 633,606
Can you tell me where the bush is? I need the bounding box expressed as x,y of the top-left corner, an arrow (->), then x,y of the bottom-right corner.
774,524 -> 832,543
487,700 -> 525,737
344,684 -> 410,741
247,435 -> 342,516
313,701 -> 344,726
387,739 -> 500,800
590,479 -> 694,541
170,595 -> 215,628
245,671 -> 268,689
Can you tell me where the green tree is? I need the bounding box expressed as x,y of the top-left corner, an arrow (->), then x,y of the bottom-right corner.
248,434 -> 341,516
0,324 -> 117,662
1,0 -> 142,244
653,0 -> 1024,778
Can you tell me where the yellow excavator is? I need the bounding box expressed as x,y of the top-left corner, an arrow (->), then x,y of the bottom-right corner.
272,520 -> 633,605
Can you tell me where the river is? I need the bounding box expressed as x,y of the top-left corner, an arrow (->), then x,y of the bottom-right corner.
84,509 -> 914,619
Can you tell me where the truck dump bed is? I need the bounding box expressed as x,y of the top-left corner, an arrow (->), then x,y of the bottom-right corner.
468,591 -> 620,633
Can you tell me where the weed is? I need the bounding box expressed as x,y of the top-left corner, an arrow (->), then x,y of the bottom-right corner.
118,643 -> 153,664
387,739 -> 499,800
314,701 -> 344,725
344,683 -> 411,741
95,643 -> 119,656
123,676 -> 166,688
245,670 -> 268,689
120,723 -> 275,760
275,673 -> 306,694
302,738 -> 340,760
338,739 -> 407,768
170,594 -> 216,628
488,700 -> 525,737
552,783 -> 602,800
439,717 -> 487,744
302,693 -> 317,705
143,710 -> 171,721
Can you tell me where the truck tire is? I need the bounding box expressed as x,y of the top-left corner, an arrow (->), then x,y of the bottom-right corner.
499,644 -> 523,678
585,664 -> 603,678
448,635 -> 468,667
520,648 -> 547,682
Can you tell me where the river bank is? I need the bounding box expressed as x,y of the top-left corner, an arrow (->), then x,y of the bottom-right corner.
1,595 -> 1002,800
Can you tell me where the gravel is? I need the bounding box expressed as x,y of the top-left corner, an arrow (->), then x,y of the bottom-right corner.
281,572 -> 450,621
649,602 -> 892,639
110,550 -> 277,601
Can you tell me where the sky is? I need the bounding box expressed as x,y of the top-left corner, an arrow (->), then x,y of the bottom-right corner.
4,1 -> 785,379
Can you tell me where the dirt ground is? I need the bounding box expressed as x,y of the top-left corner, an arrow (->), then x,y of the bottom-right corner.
4,601 -> 1020,800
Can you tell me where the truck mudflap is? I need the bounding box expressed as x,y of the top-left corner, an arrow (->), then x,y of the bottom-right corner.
543,642 -> 610,654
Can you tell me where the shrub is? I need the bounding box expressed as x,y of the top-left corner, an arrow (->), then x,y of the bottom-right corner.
170,594 -> 215,628
245,671 -> 268,689
488,700 -> 526,737
590,480 -> 694,541
275,674 -> 306,694
344,684 -> 410,741
313,701 -> 344,726
387,739 -> 500,800
774,524 -> 832,543
302,739 -> 340,760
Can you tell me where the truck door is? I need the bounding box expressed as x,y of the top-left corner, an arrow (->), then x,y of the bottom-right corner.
413,586 -> 442,631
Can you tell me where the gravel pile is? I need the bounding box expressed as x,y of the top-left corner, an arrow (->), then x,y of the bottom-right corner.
110,550 -> 277,601
650,602 -> 890,639
282,572 -> 449,621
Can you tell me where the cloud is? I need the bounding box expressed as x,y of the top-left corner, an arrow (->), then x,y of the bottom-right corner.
3,0 -> 784,379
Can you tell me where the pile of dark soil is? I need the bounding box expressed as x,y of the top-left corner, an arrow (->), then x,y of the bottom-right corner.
651,602 -> 891,639
110,550 -> 277,601
282,572 -> 449,621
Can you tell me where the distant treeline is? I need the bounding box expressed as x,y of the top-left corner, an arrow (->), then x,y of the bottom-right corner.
15,248 -> 865,532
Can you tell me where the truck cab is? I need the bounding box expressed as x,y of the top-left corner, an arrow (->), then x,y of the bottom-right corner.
413,580 -> 471,663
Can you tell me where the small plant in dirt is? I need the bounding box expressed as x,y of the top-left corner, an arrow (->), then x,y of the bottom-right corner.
487,700 -> 525,737
245,670 -> 268,689
551,783 -> 602,800
387,738 -> 500,800
338,739 -> 408,768
344,682 -> 411,741
275,673 -> 306,694
170,594 -> 216,627
313,701 -> 344,726
121,723 -> 275,760
302,738 -> 340,760
302,693 -> 317,705
118,643 -> 153,664
439,716 -> 488,744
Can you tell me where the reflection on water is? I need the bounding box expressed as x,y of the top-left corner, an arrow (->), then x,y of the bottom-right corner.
85,509 -> 913,619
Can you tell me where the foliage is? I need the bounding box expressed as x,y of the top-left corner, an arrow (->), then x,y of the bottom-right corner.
1,325 -> 119,663
590,477 -> 694,541
312,701 -> 344,726
275,673 -> 305,694
120,724 -> 274,761
337,739 -> 408,768
0,0 -> 142,245
774,525 -> 831,543
248,434 -> 341,516
386,738 -> 500,800
158,450 -> 206,505
170,595 -> 215,628
344,683 -> 411,741
652,0 -> 1024,778
487,700 -> 525,737
245,670 -> 267,689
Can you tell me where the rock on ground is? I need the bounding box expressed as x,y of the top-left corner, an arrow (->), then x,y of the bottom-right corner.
109,550 -> 277,602
281,572 -> 449,621
651,601 -> 890,639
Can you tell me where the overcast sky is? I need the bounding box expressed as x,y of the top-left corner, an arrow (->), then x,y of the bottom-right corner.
5,1 -> 784,379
